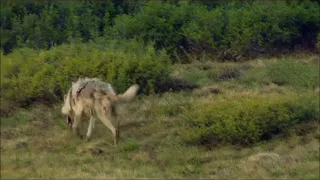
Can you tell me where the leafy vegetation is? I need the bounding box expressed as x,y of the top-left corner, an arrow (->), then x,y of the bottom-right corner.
1,40 -> 170,114
181,91 -> 319,146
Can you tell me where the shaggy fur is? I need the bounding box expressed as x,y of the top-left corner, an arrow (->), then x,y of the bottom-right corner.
61,77 -> 139,145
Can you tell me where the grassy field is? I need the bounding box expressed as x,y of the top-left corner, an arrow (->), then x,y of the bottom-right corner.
1,54 -> 319,178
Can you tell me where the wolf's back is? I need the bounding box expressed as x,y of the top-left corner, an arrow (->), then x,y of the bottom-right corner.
72,78 -> 116,98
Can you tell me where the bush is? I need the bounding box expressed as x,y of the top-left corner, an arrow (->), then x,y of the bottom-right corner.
183,1 -> 320,60
181,5 -> 226,58
2,1 -> 319,61
2,1 -> 319,60
180,91 -> 319,146
0,40 -> 170,114
112,1 -> 198,60
111,1 -> 320,61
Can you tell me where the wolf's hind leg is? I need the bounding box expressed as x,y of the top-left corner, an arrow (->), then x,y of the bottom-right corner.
96,112 -> 118,145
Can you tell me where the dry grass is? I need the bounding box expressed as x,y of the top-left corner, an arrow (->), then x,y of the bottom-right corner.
1,122 -> 318,178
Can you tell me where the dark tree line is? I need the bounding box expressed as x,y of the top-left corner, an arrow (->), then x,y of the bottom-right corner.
1,0 -> 138,52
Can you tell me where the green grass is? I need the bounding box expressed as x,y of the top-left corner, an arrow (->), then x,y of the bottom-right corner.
1,54 -> 319,178
268,60 -> 319,88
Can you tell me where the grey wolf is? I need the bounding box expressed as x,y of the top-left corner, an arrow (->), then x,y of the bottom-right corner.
61,77 -> 139,145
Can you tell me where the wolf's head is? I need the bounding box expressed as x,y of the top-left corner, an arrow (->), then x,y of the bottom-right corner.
62,87 -> 72,114
61,87 -> 74,130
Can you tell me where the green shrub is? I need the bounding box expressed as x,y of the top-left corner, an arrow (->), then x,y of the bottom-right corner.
112,1 -> 198,60
181,5 -> 227,60
180,91 -> 319,146
2,1 -> 319,60
267,60 -> 319,88
187,1 -> 319,59
0,40 -> 170,113
111,0 -> 320,60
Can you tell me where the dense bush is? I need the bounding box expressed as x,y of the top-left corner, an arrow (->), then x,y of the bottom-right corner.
0,40 -> 170,114
113,0 -> 320,61
0,0 -> 144,53
112,1 -> 196,60
186,0 -> 320,60
180,91 -> 319,146
2,0 -> 319,61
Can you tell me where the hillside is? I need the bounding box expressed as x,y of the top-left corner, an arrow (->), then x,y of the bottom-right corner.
1,54 -> 319,178
1,0 -> 319,178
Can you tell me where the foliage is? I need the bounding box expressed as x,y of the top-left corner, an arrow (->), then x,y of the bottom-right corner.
0,0 -> 142,53
0,40 -> 170,113
113,0 -> 320,60
180,91 -> 319,146
1,0 -> 319,61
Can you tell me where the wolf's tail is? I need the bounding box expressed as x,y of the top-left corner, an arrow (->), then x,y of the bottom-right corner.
117,84 -> 140,103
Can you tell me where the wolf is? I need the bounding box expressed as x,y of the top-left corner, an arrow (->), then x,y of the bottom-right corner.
61,77 -> 139,145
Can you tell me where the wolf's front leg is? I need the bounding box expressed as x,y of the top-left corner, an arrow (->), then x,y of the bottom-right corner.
85,116 -> 95,141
